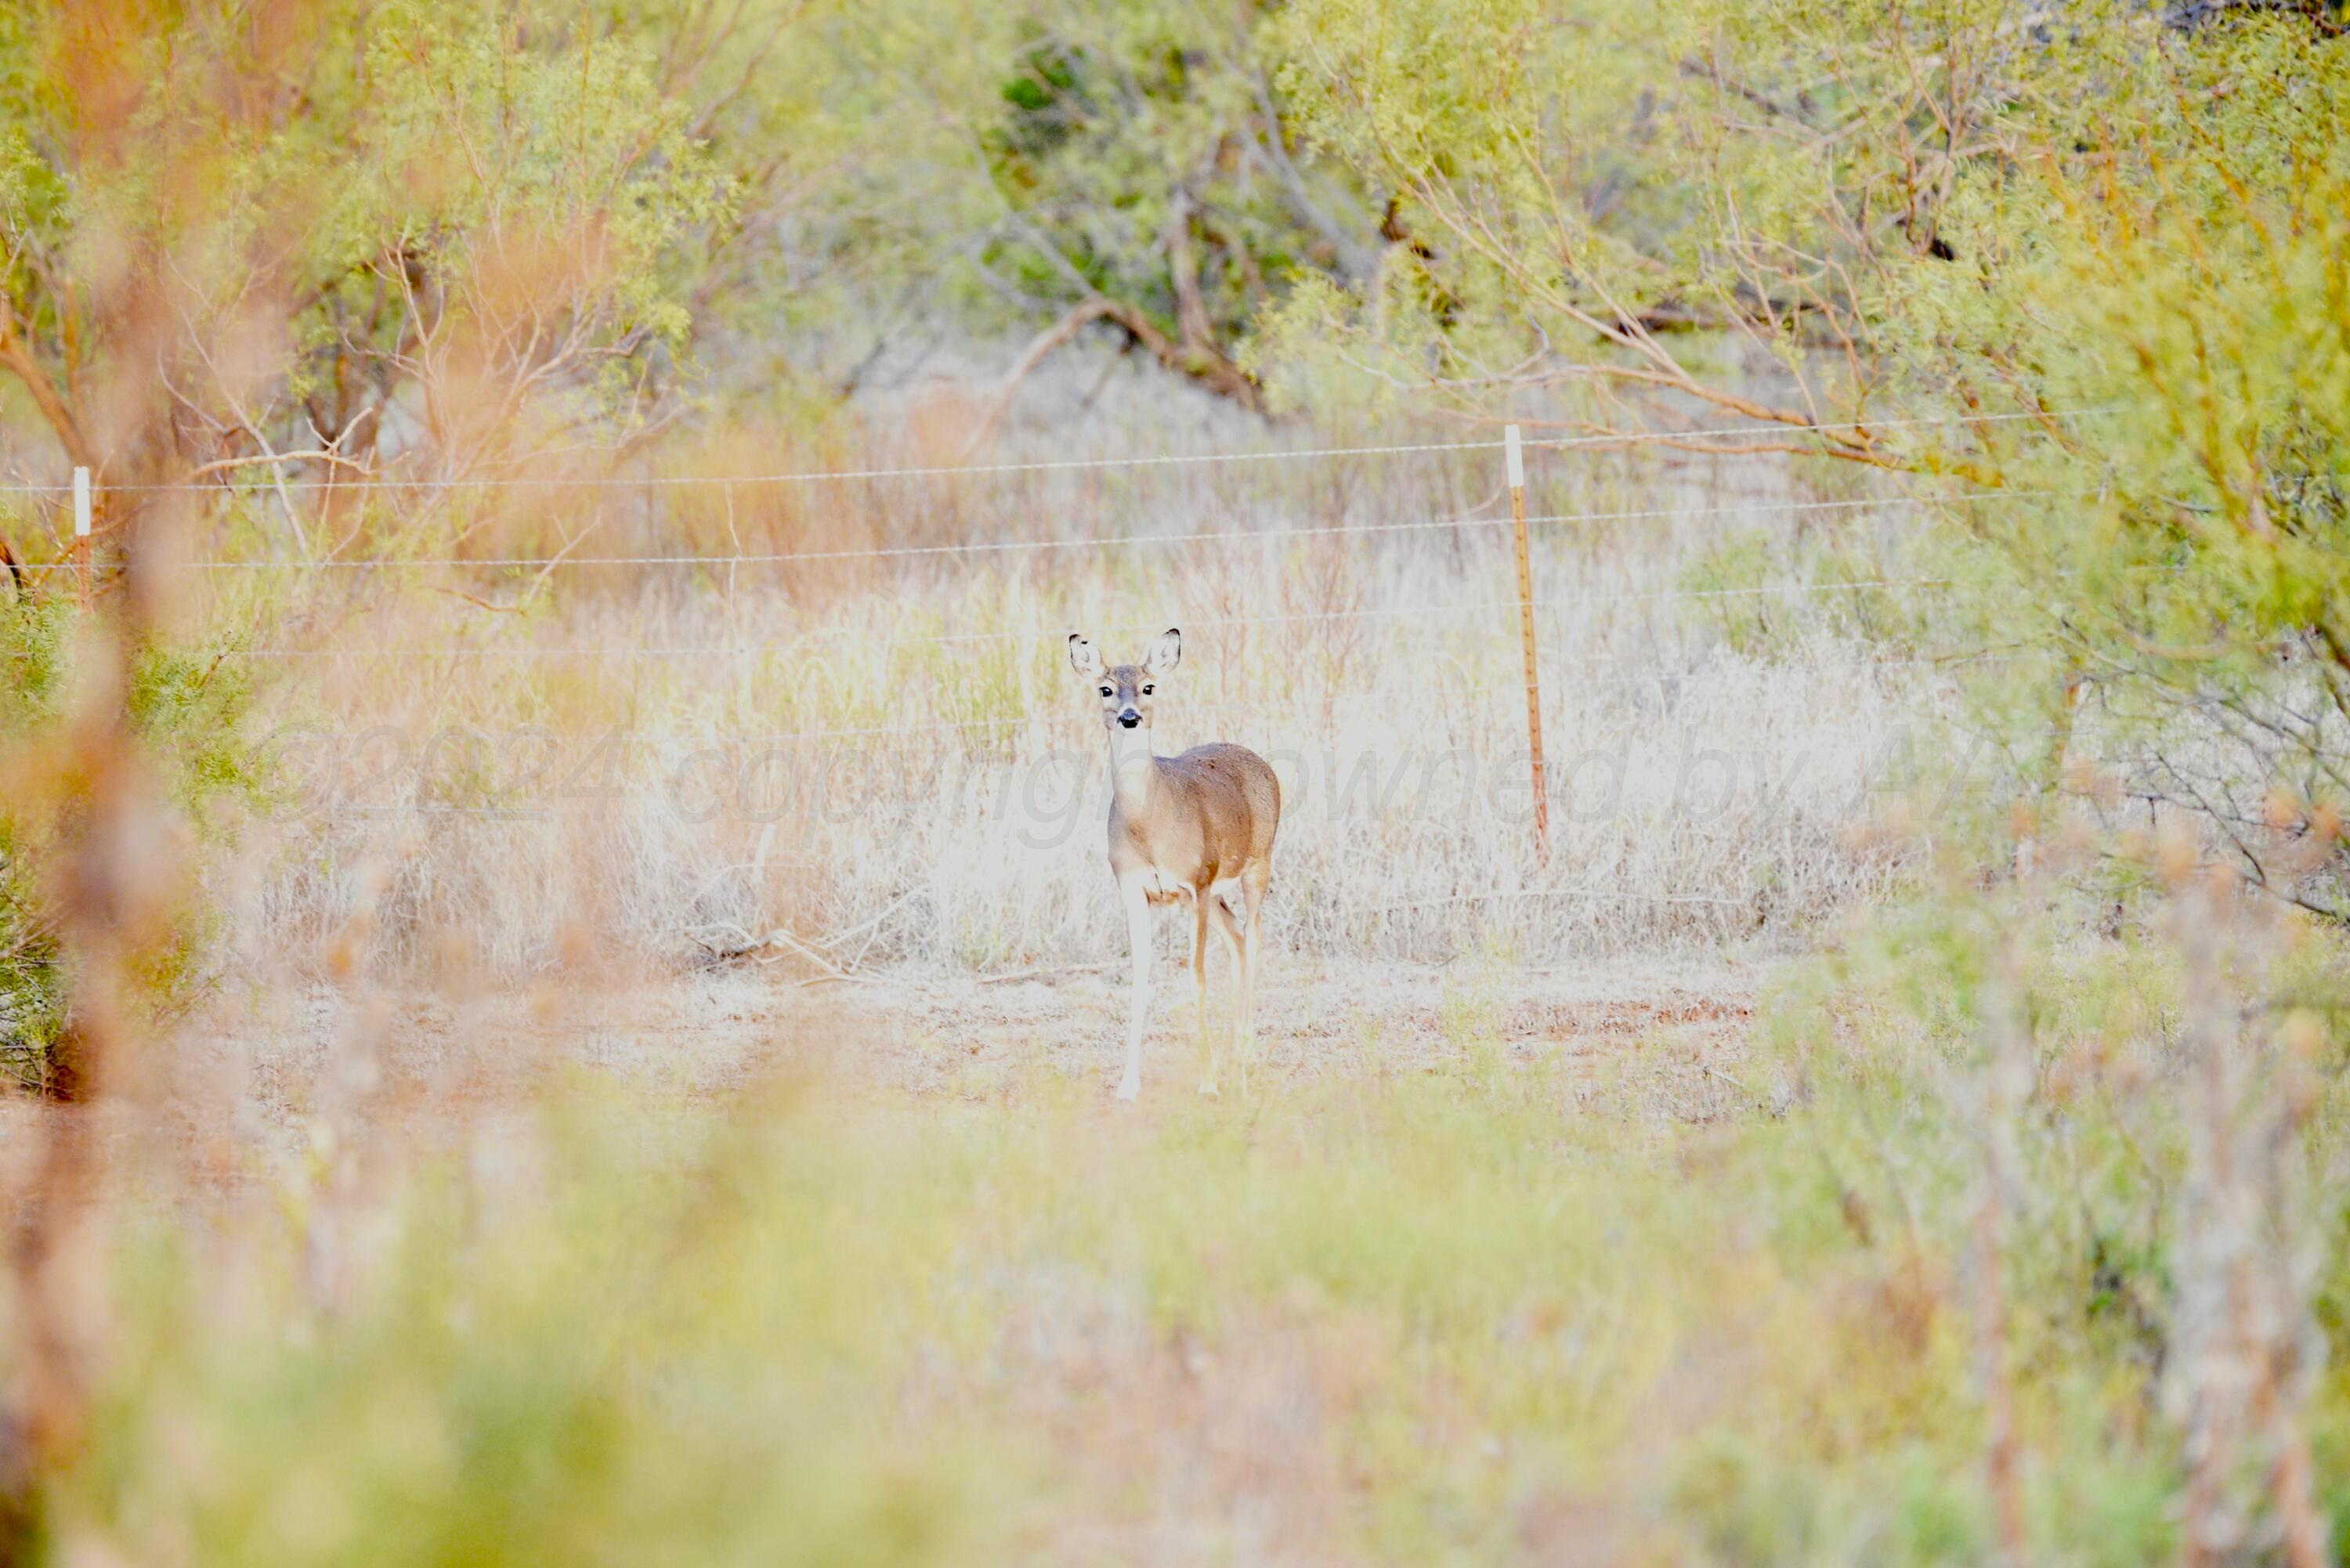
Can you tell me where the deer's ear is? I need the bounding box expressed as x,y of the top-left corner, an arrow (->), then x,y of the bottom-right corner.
1144,627 -> 1182,674
1068,634 -> 1102,678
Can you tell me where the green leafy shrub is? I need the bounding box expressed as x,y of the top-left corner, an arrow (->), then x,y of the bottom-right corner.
0,604 -> 265,1092
1675,529 -> 1918,660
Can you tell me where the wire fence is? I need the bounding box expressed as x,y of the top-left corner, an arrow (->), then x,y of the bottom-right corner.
9,410 -> 2102,768
155,487 -> 2088,575
169,480 -> 2077,681
0,406 -> 2118,496
0,407 -> 2141,981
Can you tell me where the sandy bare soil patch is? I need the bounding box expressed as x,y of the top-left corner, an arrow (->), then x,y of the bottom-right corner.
150,955 -> 1760,1127
2,956 -> 1769,1227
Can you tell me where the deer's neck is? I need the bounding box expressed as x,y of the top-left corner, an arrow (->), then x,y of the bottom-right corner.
1107,725 -> 1159,817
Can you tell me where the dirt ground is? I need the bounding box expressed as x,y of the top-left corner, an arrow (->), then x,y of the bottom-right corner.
0,953 -> 1776,1567
245,952 -> 1759,1125
1,953 -> 1771,1194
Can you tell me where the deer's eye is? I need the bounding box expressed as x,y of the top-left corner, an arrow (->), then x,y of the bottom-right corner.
1099,686 -> 1112,698
1141,685 -> 1154,695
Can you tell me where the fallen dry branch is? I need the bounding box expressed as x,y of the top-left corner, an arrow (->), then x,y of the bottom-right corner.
689,921 -> 870,986
969,294 -> 1264,452
976,961 -> 1119,986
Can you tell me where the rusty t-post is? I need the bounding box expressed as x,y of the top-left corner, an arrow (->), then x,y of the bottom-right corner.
72,465 -> 92,606
1506,425 -> 1549,865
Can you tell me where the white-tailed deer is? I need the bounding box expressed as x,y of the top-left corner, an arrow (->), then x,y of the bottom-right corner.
1068,628 -> 1279,1100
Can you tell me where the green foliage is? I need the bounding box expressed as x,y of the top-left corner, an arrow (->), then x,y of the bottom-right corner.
0,1 -> 739,499
1905,27 -> 2350,909
1762,867 -> 2350,1557
0,0 -> 1377,465
349,2 -> 729,335
1675,528 -> 1914,659
1256,0 -> 2350,904
1,598 -> 72,1085
973,3 -> 1349,348
0,609 -> 264,1089
4,2 -> 2348,1547
32,916 -> 2346,1563
1258,0 -> 1813,412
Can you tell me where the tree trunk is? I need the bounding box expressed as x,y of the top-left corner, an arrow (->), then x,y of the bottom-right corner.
0,299 -> 96,474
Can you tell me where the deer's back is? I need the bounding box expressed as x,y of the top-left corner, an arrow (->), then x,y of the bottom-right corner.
1112,742 -> 1280,891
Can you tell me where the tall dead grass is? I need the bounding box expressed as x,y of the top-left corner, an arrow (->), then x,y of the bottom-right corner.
175,385 -> 1969,992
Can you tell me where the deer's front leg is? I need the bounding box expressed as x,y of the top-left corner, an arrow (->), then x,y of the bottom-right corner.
1117,873 -> 1152,1101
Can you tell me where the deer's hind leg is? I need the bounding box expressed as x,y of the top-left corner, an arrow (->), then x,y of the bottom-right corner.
1236,862 -> 1271,1090
1190,891 -> 1220,1097
1213,888 -> 1269,1100
1207,894 -> 1247,1090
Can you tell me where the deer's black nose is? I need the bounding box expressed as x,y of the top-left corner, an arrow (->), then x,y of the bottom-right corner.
1117,710 -> 1141,728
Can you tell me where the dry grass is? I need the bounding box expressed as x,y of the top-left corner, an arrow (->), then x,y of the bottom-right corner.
10,913 -> 2269,1568
32,372 -> 2304,1568
182,388 -> 1959,999
0,946 -> 1810,1568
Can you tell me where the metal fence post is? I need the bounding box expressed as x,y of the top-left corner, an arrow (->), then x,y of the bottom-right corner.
1506,425 -> 1549,865
73,464 -> 92,605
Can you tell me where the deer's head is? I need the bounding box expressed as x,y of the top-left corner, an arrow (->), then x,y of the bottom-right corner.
1068,628 -> 1181,732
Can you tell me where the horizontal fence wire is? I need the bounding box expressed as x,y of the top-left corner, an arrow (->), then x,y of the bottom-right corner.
154,487 -> 2090,573
0,406 -> 2120,496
